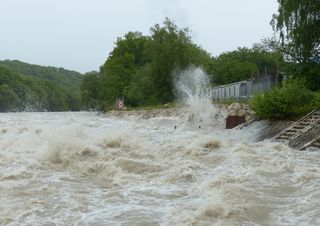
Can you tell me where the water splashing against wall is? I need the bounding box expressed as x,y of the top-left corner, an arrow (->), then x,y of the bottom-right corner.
173,66 -> 219,126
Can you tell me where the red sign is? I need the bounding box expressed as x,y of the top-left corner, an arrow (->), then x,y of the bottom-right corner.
116,98 -> 125,110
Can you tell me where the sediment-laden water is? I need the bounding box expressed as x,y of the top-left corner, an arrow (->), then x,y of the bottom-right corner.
0,110 -> 319,226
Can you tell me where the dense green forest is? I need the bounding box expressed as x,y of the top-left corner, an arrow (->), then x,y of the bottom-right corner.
0,61 -> 83,112
0,60 -> 83,90
81,19 -> 213,110
80,19 -> 286,110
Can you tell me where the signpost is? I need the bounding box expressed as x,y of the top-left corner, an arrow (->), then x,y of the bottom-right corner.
116,97 -> 125,110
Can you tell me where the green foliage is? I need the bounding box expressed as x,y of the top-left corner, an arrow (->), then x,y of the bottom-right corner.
312,92 -> 320,109
208,47 -> 283,85
271,0 -> 320,91
144,19 -> 205,104
272,0 -> 320,63
0,84 -> 20,112
0,65 -> 81,112
81,19 -> 213,110
79,16 -> 317,113
251,80 -> 318,119
0,60 -> 84,90
80,71 -> 100,110
283,61 -> 320,91
98,32 -> 150,109
66,91 -> 81,111
80,19 -> 291,111
124,64 -> 156,106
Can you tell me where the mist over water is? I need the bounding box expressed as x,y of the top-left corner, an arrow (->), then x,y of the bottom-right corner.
1,77 -> 320,225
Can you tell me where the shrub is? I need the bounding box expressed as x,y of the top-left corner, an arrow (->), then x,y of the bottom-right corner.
251,80 -> 317,120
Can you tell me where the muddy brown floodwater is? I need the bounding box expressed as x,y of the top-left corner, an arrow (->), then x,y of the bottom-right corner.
0,111 -> 319,225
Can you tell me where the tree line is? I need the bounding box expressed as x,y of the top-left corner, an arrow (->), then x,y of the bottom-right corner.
82,0 -> 319,111
0,62 -> 83,112
80,19 -> 285,110
1,0 -> 318,113
251,0 -> 320,119
0,60 -> 83,90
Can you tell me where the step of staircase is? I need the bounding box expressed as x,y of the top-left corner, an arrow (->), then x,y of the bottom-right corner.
273,109 -> 320,149
312,142 -> 320,148
300,136 -> 320,150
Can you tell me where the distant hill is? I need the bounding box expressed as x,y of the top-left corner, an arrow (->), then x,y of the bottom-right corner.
0,60 -> 84,90
0,60 -> 84,112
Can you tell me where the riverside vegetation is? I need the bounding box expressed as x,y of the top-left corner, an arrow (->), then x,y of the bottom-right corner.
1,1 -> 319,120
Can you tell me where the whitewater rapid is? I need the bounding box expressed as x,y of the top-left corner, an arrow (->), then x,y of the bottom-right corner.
0,111 -> 319,225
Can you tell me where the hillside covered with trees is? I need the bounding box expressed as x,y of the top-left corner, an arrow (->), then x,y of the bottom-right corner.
0,60 -> 83,90
0,61 -> 83,112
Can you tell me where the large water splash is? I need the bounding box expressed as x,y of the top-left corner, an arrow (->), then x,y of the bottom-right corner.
173,66 -> 219,126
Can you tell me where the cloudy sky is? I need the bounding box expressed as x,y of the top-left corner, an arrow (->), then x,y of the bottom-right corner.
0,0 -> 278,73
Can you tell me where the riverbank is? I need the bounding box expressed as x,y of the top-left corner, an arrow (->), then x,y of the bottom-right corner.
106,104 -> 294,143
106,107 -> 187,119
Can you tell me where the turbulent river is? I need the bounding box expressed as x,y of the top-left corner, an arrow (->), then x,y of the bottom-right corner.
0,110 -> 319,226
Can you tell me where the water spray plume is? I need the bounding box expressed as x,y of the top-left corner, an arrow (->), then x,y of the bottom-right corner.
173,66 -> 218,126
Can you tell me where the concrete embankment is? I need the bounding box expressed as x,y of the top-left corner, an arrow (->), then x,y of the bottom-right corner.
225,102 -> 294,141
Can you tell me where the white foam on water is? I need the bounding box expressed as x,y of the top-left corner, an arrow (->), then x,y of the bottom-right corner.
0,107 -> 320,224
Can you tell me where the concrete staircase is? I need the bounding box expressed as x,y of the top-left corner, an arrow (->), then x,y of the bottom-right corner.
273,109 -> 320,150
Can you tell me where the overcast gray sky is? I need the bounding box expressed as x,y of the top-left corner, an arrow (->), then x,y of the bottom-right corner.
0,0 -> 278,73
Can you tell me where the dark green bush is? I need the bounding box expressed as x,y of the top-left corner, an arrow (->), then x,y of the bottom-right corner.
251,80 -> 318,120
